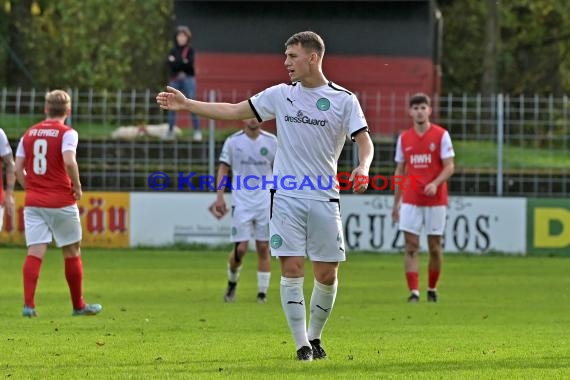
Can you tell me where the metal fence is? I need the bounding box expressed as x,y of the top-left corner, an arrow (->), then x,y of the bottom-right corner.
0,88 -> 568,197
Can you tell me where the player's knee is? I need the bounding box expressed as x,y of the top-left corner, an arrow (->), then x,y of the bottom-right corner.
258,249 -> 270,261
427,237 -> 442,254
315,272 -> 337,285
405,243 -> 420,255
428,246 -> 442,257
235,245 -> 248,257
280,257 -> 304,277
313,264 -> 338,285
62,243 -> 81,258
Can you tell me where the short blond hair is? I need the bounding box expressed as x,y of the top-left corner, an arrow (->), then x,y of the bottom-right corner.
285,31 -> 325,57
45,90 -> 71,118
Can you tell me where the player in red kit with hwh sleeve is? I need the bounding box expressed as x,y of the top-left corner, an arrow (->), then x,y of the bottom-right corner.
392,93 -> 455,303
15,90 -> 102,318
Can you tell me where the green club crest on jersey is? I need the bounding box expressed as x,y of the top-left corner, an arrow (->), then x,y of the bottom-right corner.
316,97 -> 330,111
260,147 -> 268,156
270,234 -> 283,249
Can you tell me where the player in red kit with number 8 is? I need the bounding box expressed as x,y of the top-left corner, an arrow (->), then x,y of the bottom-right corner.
15,90 -> 102,317
392,93 -> 455,303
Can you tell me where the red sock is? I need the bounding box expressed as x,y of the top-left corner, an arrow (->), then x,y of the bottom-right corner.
65,256 -> 86,310
23,255 -> 43,308
405,272 -> 419,291
428,269 -> 441,289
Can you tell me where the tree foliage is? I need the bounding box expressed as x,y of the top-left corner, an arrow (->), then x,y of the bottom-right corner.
439,0 -> 570,95
3,0 -> 173,89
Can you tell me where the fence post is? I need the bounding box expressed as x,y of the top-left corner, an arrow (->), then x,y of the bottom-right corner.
29,88 -> 35,120
131,89 -> 136,125
497,93 -> 504,196
102,89 -> 108,125
15,88 -> 21,122
116,89 -> 122,126
1,87 -> 6,114
71,88 -> 78,126
208,89 -> 216,180
87,88 -> 93,127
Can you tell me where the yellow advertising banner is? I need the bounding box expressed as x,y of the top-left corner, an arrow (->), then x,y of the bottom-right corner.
1,192 -> 129,248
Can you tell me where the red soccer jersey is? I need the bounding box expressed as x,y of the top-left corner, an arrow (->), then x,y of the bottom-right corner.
396,124 -> 454,206
20,120 -> 77,208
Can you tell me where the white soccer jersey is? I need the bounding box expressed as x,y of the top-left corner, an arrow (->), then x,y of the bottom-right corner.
0,129 -> 12,157
219,130 -> 277,210
249,82 -> 368,200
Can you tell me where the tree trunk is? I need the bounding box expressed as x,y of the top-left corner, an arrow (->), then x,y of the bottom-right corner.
6,0 -> 34,87
481,0 -> 499,95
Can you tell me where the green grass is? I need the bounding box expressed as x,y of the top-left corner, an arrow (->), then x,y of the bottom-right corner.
1,248 -> 569,378
0,114 -> 113,139
454,140 -> 570,170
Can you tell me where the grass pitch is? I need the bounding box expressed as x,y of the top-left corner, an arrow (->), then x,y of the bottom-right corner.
1,248 -> 569,379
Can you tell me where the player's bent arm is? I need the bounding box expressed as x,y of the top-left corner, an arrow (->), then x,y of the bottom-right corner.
2,153 -> 16,190
14,156 -> 26,189
353,130 -> 374,173
393,162 -> 405,207
216,163 -> 230,200
430,157 -> 455,187
63,151 -> 82,192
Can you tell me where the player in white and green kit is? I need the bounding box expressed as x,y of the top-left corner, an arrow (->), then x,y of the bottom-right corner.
211,118 -> 277,304
157,31 -> 374,361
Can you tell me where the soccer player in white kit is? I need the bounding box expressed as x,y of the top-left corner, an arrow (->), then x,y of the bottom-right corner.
210,118 -> 277,303
157,31 -> 374,361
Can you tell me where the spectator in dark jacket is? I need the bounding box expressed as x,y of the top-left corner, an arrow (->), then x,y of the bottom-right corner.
166,26 -> 201,141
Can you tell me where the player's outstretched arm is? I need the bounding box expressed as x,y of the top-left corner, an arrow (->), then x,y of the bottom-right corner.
156,86 -> 256,121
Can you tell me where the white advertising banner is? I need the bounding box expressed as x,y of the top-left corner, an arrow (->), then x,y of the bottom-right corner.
130,193 -> 233,246
130,193 -> 527,254
340,195 -> 527,254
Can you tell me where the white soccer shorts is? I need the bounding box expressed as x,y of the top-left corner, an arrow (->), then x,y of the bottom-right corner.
269,192 -> 346,262
398,203 -> 447,236
230,205 -> 270,242
0,206 -> 4,231
24,205 -> 82,247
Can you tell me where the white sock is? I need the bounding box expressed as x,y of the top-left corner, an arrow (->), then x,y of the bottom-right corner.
307,279 -> 338,341
257,271 -> 271,294
280,276 -> 309,350
411,289 -> 420,296
227,263 -> 242,283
